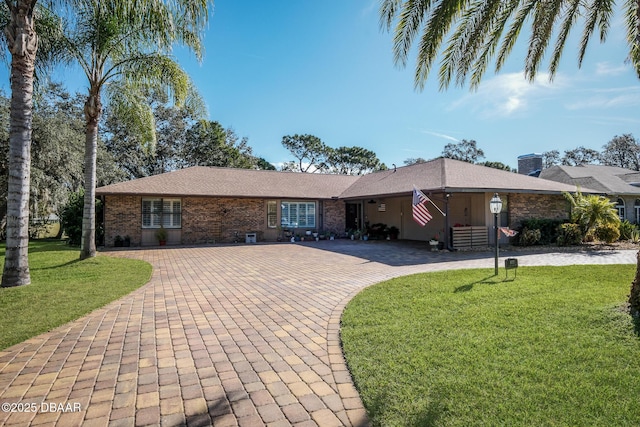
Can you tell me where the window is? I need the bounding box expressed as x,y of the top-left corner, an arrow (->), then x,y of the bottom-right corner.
267,201 -> 277,228
281,201 -> 315,228
615,198 -> 625,221
635,199 -> 640,224
142,198 -> 181,228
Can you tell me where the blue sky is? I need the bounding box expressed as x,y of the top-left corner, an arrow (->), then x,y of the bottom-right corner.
6,1 -> 640,171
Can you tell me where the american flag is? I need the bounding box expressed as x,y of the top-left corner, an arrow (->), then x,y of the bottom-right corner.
500,227 -> 518,237
412,187 -> 432,226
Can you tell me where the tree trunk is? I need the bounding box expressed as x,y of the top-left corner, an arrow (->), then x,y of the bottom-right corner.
629,250 -> 640,317
1,1 -> 38,287
80,86 -> 101,259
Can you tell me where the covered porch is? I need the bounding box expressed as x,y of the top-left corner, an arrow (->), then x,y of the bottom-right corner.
345,191 -> 511,250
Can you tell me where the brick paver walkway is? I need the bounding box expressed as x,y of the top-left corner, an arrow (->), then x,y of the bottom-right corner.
0,241 -> 635,426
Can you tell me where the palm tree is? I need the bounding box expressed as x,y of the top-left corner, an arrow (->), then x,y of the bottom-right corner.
1,2 -> 65,287
1,1 -> 38,287
55,0 -> 210,259
568,193 -> 621,236
379,0 -> 640,90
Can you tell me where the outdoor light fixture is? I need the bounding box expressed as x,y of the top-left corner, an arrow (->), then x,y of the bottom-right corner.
489,193 -> 503,275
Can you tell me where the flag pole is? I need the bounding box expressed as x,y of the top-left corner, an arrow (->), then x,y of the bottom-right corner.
413,186 -> 446,217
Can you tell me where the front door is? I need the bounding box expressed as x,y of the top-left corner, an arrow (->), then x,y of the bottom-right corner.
345,202 -> 361,231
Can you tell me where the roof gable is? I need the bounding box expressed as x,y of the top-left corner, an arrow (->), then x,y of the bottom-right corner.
539,165 -> 640,195
339,158 -> 584,198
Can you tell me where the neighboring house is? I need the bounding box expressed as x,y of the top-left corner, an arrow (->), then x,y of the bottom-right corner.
540,165 -> 640,223
96,158 -> 585,249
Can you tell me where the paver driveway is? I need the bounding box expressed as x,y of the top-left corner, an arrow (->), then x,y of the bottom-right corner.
0,241 -> 636,426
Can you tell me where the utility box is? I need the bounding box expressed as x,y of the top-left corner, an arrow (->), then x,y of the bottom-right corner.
245,233 -> 257,244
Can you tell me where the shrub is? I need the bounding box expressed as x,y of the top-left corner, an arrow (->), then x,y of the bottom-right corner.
60,191 -> 103,246
557,223 -> 583,246
519,228 -> 541,246
594,223 -> 620,243
519,218 -> 564,245
60,192 -> 84,246
619,220 -> 637,241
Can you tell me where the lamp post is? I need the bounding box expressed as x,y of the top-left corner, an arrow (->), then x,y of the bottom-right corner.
489,193 -> 503,276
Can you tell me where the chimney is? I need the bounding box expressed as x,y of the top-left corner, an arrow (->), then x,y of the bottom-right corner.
517,153 -> 543,176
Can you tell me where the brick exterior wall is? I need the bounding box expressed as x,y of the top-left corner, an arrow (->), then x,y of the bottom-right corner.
323,200 -> 346,235
103,195 -> 346,246
509,193 -> 569,227
182,197 -> 265,244
104,195 -> 142,246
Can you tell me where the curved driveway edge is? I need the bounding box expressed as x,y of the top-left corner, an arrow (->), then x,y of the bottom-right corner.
0,242 -> 636,426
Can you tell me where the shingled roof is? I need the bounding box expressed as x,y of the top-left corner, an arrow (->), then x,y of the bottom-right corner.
96,166 -> 359,199
539,165 -> 640,195
96,159 -> 587,200
339,158 -> 584,198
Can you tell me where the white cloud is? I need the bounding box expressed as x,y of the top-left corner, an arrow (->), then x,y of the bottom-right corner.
419,130 -> 459,142
564,86 -> 640,110
595,62 -> 628,76
448,72 -> 562,118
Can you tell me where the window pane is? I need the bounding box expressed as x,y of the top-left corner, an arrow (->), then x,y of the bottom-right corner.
298,204 -> 307,226
173,201 -> 181,227
152,201 -> 162,227
289,204 -> 298,227
307,203 -> 315,227
267,201 -> 277,228
142,200 -> 151,227
281,203 -> 290,227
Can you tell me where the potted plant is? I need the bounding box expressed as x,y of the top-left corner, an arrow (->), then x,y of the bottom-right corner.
387,226 -> 399,240
155,227 -> 168,246
429,234 -> 440,251
114,235 -> 123,247
123,235 -> 131,247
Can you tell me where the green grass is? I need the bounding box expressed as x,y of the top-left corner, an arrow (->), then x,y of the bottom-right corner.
0,240 -> 152,350
341,265 -> 639,427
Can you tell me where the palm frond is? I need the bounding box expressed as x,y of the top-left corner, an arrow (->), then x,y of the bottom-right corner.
393,0 -> 433,68
578,0 -> 615,67
549,0 -> 581,78
439,0 -> 502,88
624,0 -> 640,77
525,0 -> 562,81
415,0 -> 465,91
496,0 -> 536,75
380,0 -> 404,31
469,0 -> 520,88
105,81 -> 156,153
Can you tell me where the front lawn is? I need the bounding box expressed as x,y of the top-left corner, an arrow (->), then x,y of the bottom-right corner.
0,240 -> 152,350
341,265 -> 639,426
